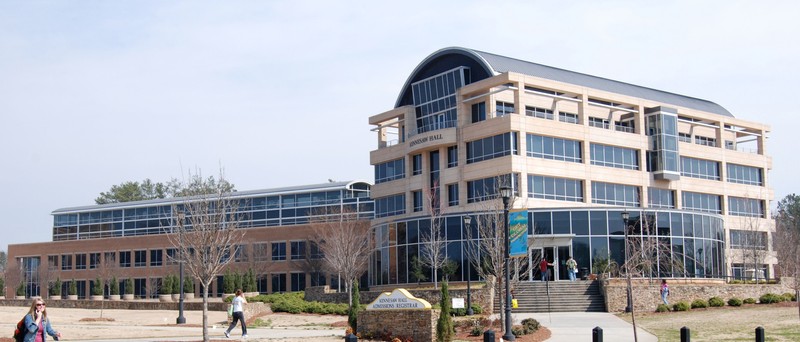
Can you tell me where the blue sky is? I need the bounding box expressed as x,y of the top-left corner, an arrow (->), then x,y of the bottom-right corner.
1,1 -> 798,251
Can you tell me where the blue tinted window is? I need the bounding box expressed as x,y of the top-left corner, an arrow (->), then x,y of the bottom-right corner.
467,132 -> 519,164
526,134 -> 582,163
590,143 -> 639,170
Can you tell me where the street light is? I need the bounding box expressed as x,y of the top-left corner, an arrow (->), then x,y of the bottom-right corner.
176,213 -> 186,324
621,210 -> 632,313
499,185 -> 515,341
463,215 -> 473,316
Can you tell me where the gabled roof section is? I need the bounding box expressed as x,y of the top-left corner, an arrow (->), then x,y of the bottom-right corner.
396,47 -> 733,117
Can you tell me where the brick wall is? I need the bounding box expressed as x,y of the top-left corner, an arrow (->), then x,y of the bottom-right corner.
357,309 -> 440,341
600,278 -> 794,312
305,285 -> 493,313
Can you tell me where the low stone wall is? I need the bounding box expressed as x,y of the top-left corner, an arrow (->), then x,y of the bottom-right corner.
305,285 -> 492,313
601,278 -> 794,312
357,309 -> 440,341
0,298 -> 228,311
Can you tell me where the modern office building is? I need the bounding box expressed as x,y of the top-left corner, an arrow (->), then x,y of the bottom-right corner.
5,181 -> 373,298
368,47 -> 773,286
5,47 -> 775,299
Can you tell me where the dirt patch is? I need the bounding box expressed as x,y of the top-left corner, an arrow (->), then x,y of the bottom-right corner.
79,317 -> 116,322
453,317 -> 551,342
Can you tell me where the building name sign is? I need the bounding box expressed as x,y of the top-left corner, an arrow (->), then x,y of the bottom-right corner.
408,133 -> 443,148
366,288 -> 431,310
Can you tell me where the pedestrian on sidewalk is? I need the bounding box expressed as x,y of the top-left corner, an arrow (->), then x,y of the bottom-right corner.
23,297 -> 62,342
660,279 -> 670,305
225,289 -> 248,338
566,256 -> 578,281
539,258 -> 553,281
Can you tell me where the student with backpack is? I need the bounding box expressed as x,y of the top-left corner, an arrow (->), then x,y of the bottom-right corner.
16,298 -> 61,342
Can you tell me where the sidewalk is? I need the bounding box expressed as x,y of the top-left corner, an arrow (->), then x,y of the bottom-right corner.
495,312 -> 658,342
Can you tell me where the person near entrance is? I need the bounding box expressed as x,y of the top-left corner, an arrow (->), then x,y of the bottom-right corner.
566,256 -> 578,281
539,258 -> 553,281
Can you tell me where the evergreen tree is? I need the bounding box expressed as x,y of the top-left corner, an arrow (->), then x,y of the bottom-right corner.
124,278 -> 134,295
348,280 -> 360,332
436,280 -> 454,342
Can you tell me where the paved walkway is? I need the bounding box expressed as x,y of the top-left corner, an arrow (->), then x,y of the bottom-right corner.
494,312 -> 658,342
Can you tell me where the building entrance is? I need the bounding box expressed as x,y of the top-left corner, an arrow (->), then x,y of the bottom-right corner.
529,245 -> 572,281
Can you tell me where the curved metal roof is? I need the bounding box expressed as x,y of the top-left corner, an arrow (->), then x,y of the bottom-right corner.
396,47 -> 733,117
52,180 -> 373,214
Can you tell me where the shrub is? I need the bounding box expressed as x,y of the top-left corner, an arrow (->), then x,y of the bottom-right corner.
348,280 -> 360,332
436,281 -> 453,342
708,297 -> 725,307
521,318 -> 540,334
470,303 -> 483,314
16,283 -> 25,296
727,297 -> 743,307
656,304 -> 670,312
183,277 -> 194,294
92,277 -> 103,296
744,297 -> 756,304
51,278 -> 62,296
223,270 -> 236,294
470,325 -> 482,336
691,299 -> 708,309
124,278 -> 134,295
109,277 -> 119,295
673,301 -> 690,311
0,277 -> 4,293
68,280 -> 77,296
782,292 -> 796,302
171,275 -> 180,294
511,325 -> 526,337
160,276 -> 172,295
759,293 -> 784,304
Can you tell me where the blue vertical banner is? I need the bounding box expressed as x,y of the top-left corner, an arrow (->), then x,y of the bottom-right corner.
508,209 -> 528,257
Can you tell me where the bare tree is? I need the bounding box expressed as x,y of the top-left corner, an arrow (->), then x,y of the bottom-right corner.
730,195 -> 770,283
774,194 -> 800,320
419,184 -> 447,289
462,177 -> 527,330
167,171 -> 244,342
310,206 -> 371,310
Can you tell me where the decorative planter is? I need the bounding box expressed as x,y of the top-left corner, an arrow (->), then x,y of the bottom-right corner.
172,294 -> 180,301
109,294 -> 121,301
122,294 -> 134,301
184,293 -> 195,300
90,295 -> 104,301
50,295 -> 62,300
158,294 -> 173,302
246,292 -> 259,298
0,296 -> 5,300
15,295 -> 25,300
67,295 -> 78,300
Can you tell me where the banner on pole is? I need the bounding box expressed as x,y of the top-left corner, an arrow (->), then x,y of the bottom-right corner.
509,209 -> 528,257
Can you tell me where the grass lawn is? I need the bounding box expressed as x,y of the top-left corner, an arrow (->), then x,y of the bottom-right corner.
617,303 -> 800,341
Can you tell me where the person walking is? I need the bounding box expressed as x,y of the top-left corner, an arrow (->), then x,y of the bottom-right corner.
566,256 -> 578,281
539,258 -> 553,281
23,298 -> 62,342
224,289 -> 248,338
660,279 -> 670,305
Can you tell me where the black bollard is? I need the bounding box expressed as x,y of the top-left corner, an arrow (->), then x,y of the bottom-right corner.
483,329 -> 495,342
592,326 -> 603,342
755,326 -> 765,342
344,333 -> 358,342
680,326 -> 691,342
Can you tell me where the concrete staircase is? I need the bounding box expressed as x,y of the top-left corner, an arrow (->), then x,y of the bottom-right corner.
494,280 -> 606,313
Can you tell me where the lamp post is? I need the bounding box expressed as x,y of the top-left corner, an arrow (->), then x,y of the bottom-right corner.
463,215 -> 473,316
499,186 -> 515,341
621,210 -> 632,313
176,213 -> 186,324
